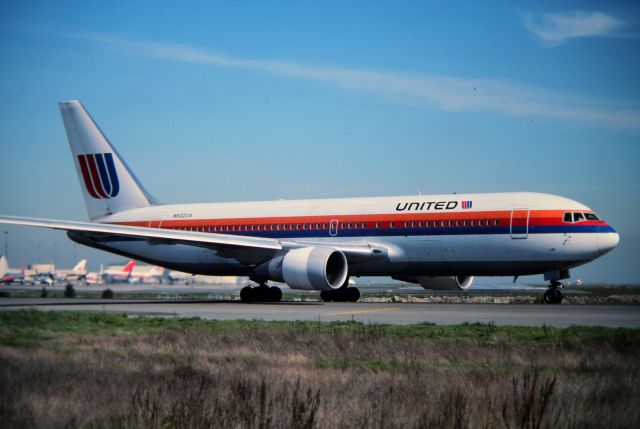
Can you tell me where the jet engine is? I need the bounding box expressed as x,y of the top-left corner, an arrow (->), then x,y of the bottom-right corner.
417,276 -> 474,290
267,247 -> 348,291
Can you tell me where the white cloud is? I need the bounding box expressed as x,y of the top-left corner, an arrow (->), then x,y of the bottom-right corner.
522,10 -> 625,45
52,31 -> 640,132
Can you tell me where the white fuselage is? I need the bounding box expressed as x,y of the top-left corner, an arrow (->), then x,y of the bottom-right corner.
68,192 -> 619,279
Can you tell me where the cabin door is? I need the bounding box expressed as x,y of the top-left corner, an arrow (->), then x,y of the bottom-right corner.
329,220 -> 338,237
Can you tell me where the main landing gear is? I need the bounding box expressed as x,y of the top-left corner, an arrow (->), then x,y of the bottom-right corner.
543,280 -> 563,304
240,283 -> 282,303
320,287 -> 360,303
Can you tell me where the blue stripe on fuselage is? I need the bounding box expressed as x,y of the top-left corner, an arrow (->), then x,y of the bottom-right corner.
218,224 -> 616,239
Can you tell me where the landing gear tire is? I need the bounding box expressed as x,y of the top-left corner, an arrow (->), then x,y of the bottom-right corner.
320,287 -> 360,303
543,283 -> 563,304
269,286 -> 282,302
240,285 -> 282,303
346,287 -> 360,302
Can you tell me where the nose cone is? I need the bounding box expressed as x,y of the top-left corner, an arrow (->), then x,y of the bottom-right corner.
598,230 -> 620,255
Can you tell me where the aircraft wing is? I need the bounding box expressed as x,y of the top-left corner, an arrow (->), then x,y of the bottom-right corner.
0,215 -> 377,266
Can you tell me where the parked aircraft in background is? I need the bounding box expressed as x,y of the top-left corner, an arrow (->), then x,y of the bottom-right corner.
0,256 -> 26,285
53,259 -> 87,282
102,260 -> 165,284
0,101 -> 619,303
1,256 -> 87,285
166,270 -> 243,285
84,264 -> 104,285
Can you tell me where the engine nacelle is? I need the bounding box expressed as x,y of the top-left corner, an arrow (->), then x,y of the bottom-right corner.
268,247 -> 348,291
417,276 -> 474,291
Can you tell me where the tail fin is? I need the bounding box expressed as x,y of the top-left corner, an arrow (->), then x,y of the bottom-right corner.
123,260 -> 136,273
73,259 -> 87,273
0,256 -> 8,277
59,100 -> 156,220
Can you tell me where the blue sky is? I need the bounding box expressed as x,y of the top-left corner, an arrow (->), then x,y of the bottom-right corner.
0,1 -> 638,284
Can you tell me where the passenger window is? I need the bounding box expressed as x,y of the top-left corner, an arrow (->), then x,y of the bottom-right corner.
455,220 -> 460,227
574,213 -> 585,222
390,222 -> 395,228
440,220 -> 445,227
375,222 -> 381,228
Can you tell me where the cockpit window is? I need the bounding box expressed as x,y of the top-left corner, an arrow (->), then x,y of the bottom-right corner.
564,212 -> 600,223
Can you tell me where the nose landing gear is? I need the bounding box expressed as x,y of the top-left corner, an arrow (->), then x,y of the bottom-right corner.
240,283 -> 282,303
543,280 -> 563,304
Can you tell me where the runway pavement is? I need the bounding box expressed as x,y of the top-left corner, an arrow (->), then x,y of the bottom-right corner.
1,298 -> 639,327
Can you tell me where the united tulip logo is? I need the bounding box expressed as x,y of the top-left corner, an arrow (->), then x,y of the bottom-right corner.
77,153 -> 120,199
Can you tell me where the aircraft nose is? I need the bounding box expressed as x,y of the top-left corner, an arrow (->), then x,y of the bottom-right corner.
598,231 -> 620,254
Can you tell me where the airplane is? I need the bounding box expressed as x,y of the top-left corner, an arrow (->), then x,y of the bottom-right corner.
53,259 -> 88,282
84,264 -> 104,285
101,260 -> 136,283
1,256 -> 87,285
102,260 -> 165,284
0,100 -> 619,304
0,256 -> 27,285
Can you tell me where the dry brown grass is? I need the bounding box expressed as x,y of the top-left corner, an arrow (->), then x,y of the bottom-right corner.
0,312 -> 639,428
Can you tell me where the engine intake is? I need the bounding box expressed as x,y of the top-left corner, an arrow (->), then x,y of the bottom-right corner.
268,247 -> 348,291
417,276 -> 474,291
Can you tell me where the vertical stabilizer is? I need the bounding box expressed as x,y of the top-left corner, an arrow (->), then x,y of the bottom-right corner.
0,256 -> 8,277
59,100 -> 156,220
73,259 -> 88,273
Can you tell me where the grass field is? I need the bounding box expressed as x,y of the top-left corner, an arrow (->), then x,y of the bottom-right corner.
1,311 -> 639,428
